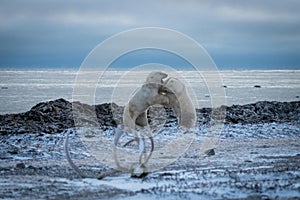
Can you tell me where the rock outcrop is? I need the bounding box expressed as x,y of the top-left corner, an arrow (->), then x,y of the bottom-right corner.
0,99 -> 299,135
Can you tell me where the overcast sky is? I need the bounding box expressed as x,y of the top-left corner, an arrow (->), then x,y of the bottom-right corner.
0,0 -> 299,69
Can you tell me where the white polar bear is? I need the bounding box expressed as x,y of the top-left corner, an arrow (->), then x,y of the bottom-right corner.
162,77 -> 196,128
121,71 -> 169,167
123,71 -> 169,132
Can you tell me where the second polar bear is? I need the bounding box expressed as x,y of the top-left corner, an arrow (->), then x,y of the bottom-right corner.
123,71 -> 169,132
162,77 -> 196,128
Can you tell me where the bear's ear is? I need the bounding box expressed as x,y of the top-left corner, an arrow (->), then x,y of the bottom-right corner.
159,72 -> 168,83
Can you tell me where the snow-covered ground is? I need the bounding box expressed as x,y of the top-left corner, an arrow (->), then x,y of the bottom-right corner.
1,121 -> 299,199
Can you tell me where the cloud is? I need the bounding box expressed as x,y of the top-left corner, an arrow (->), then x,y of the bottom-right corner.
0,0 -> 299,69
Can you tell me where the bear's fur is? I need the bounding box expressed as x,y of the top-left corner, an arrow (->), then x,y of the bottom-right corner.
162,77 -> 196,128
123,71 -> 169,132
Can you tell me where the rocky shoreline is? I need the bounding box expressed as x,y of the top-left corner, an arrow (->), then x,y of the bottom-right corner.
0,98 -> 299,135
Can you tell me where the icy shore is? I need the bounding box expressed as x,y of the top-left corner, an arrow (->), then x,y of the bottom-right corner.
0,99 -> 299,199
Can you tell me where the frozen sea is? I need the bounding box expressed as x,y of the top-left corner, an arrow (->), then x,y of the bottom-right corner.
0,69 -> 300,199
0,69 -> 299,114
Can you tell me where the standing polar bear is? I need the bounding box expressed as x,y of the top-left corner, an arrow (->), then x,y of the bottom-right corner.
162,77 -> 196,129
123,71 -> 169,132
120,71 -> 169,168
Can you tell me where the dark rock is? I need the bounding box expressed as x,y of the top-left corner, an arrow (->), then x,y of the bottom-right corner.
204,149 -> 215,156
0,99 -> 299,135
254,85 -> 261,88
8,145 -> 19,154
16,163 -> 26,169
27,165 -> 36,169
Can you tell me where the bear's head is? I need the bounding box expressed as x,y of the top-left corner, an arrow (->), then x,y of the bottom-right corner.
146,71 -> 168,84
163,77 -> 185,95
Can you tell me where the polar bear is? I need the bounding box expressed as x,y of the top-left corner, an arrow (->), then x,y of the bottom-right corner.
121,71 -> 169,166
161,77 -> 196,128
123,71 -> 169,132
134,71 -> 168,128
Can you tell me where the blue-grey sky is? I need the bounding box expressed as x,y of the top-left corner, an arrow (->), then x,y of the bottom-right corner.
0,0 -> 300,69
